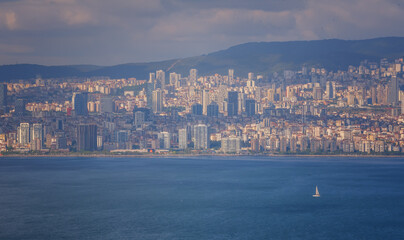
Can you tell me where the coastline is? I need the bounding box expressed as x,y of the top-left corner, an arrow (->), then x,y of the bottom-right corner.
1,153 -> 404,158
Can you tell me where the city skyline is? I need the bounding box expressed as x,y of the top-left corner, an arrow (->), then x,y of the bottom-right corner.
0,0 -> 404,65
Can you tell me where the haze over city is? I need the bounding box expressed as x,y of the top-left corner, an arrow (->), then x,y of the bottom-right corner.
1,0 -> 404,65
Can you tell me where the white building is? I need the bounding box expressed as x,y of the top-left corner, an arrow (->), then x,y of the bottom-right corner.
178,128 -> 187,149
221,137 -> 241,153
193,124 -> 209,150
18,123 -> 30,145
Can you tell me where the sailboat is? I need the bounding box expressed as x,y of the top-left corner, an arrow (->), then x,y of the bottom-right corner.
313,186 -> 320,197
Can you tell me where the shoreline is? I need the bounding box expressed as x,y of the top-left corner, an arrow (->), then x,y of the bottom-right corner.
1,153 -> 404,158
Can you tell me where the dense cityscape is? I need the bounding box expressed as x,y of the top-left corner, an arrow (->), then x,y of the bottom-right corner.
1,57 -> 404,155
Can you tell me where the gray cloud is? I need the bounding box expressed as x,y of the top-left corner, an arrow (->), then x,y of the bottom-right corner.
0,0 -> 403,65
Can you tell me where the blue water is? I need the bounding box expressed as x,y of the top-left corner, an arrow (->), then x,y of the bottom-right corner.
1,156 -> 404,240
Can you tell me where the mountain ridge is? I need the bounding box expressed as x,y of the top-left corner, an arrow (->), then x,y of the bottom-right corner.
1,37 -> 404,81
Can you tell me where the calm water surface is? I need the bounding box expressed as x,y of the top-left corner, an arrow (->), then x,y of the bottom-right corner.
0,156 -> 404,240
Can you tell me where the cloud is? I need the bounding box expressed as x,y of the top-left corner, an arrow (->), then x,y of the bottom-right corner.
0,0 -> 403,65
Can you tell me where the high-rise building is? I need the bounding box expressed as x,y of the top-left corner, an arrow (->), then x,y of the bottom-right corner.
134,111 -> 145,128
238,92 -> 245,113
31,123 -> 43,148
313,86 -> 322,100
191,103 -> 203,115
77,124 -> 97,151
156,70 -> 165,90
388,77 -> 399,104
18,123 -> 30,145
152,89 -> 163,113
248,72 -> 254,81
149,72 -> 156,83
14,99 -> 26,116
207,102 -> 219,117
100,97 -> 114,113
325,81 -> 335,100
189,69 -> 198,85
228,69 -> 234,82
178,128 -> 187,149
202,89 -> 209,115
0,83 -> 7,111
169,72 -> 180,86
159,132 -> 171,149
73,92 -> 88,116
245,99 -> 256,116
267,89 -> 275,102
227,91 -> 238,116
193,124 -> 209,150
31,123 -> 43,150
146,80 -> 154,108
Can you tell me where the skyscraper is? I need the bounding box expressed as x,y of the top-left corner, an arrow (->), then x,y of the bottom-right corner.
134,111 -> 145,128
159,132 -> 171,149
146,79 -> 155,109
73,92 -> 88,116
193,124 -> 209,150
325,81 -> 335,100
77,124 -> 97,151
18,123 -> 30,145
388,77 -> 398,104
248,72 -> 254,81
31,123 -> 43,144
227,91 -> 238,116
156,70 -> 165,90
31,123 -> 43,150
189,69 -> 198,85
245,99 -> 256,116
178,128 -> 187,149
207,102 -> 219,117
313,86 -> 322,100
0,83 -> 7,111
152,89 -> 163,113
191,103 -> 203,115
169,72 -> 180,85
202,89 -> 209,115
228,69 -> 234,83
14,99 -> 26,116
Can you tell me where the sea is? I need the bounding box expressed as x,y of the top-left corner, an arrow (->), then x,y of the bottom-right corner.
0,156 -> 404,240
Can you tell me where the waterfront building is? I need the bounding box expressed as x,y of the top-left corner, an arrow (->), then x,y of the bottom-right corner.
77,124 -> 97,151
193,124 -> 209,150
31,123 -> 43,148
18,123 -> 30,145
221,137 -> 241,153
178,128 -> 187,149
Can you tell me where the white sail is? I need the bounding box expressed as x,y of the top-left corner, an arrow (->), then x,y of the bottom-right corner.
313,186 -> 320,197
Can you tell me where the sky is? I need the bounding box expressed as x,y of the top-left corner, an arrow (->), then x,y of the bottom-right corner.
0,0 -> 404,66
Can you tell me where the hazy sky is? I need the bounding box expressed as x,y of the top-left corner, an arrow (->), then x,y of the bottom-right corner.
0,0 -> 403,65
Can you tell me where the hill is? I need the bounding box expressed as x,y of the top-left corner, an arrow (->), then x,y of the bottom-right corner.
1,37 -> 404,81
